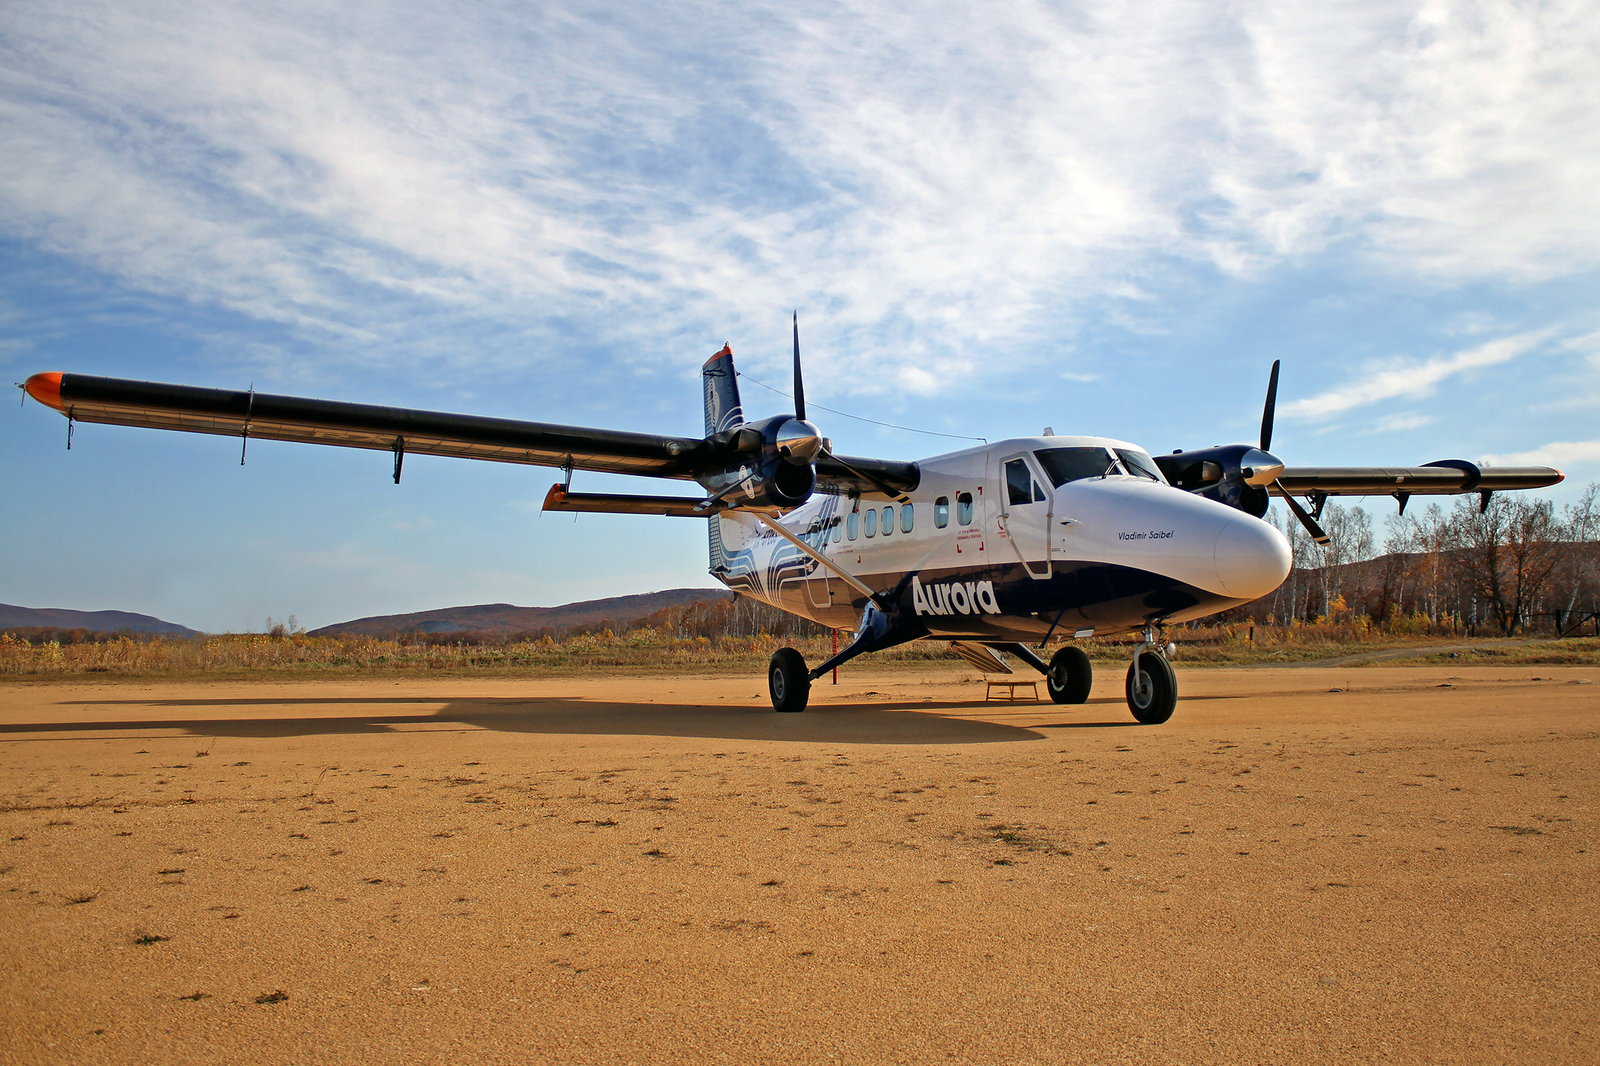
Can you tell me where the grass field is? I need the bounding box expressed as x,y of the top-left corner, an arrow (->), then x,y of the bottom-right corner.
3,625 -> 1596,680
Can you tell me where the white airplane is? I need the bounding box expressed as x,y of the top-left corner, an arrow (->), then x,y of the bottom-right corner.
21,321 -> 1562,721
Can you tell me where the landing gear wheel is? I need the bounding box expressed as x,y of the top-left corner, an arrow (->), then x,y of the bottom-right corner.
1125,653 -> 1177,724
768,648 -> 811,713
1046,646 -> 1093,704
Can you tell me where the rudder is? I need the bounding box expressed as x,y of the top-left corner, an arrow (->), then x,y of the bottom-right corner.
702,344 -> 743,437
703,344 -> 744,575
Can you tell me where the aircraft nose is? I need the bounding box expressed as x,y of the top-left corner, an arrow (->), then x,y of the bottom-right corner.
1212,512 -> 1292,600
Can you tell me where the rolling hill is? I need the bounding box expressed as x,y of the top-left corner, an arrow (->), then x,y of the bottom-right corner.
0,604 -> 199,637
310,588 -> 734,637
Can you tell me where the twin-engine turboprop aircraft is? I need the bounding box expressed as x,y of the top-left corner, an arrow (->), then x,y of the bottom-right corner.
22,321 -> 1563,722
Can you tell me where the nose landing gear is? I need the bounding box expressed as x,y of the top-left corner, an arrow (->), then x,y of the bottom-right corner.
1125,627 -> 1178,724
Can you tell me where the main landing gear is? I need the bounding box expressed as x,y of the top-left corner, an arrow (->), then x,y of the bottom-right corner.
1046,645 -> 1093,705
767,618 -> 1179,724
768,648 -> 811,713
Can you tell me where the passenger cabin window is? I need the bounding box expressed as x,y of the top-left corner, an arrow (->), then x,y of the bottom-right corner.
863,508 -> 877,537
1035,446 -> 1118,487
831,518 -> 842,542
956,492 -> 973,525
881,506 -> 894,536
1114,448 -> 1164,482
934,496 -> 950,528
900,503 -> 914,532
847,509 -> 859,540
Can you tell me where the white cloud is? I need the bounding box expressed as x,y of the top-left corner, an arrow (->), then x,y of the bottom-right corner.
1372,412 -> 1434,433
0,0 -> 1596,391
1480,441 -> 1600,469
1280,332 -> 1546,421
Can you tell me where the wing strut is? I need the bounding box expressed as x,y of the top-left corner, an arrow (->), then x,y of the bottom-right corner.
751,513 -> 879,602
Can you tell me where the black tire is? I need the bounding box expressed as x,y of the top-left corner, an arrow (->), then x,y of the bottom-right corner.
1047,646 -> 1093,704
768,648 -> 811,712
1124,653 -> 1177,724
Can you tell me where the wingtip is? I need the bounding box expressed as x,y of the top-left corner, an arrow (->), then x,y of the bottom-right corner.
24,372 -> 64,411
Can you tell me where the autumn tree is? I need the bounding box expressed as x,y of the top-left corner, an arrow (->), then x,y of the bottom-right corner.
1450,494 -> 1564,636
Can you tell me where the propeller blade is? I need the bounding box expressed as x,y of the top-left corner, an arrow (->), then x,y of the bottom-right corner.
1272,480 -> 1329,545
792,312 -> 805,422
1260,359 -> 1280,452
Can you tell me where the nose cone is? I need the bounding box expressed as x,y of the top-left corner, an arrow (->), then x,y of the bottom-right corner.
776,418 -> 822,464
1213,513 -> 1292,599
1239,448 -> 1284,487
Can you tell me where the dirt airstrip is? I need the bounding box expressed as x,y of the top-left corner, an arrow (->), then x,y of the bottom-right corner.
1,664 -> 1597,1065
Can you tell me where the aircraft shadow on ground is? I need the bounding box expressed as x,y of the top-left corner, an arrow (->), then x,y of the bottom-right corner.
5,695 -> 1147,744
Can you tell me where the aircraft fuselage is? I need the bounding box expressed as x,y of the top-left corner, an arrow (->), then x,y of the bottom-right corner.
712,434 -> 1294,643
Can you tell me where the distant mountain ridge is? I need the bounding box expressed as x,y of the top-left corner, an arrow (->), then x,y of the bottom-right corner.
311,588 -> 734,637
0,604 -> 199,637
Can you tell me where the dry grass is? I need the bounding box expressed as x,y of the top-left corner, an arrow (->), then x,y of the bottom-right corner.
2,625 -> 1596,681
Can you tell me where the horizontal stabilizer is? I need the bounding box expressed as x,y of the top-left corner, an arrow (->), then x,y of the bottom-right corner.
542,484 -> 719,518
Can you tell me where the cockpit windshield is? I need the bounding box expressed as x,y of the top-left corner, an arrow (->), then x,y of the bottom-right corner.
1115,448 -> 1165,482
1035,446 -> 1117,486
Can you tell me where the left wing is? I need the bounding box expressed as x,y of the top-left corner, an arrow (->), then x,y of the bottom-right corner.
22,372 -> 920,498
25,372 -> 709,477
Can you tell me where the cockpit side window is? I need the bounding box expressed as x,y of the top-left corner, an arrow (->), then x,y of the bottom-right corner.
1115,448 -> 1165,482
1035,446 -> 1117,487
1005,459 -> 1036,506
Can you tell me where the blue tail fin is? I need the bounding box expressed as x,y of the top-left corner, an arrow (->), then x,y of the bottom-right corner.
703,345 -> 743,575
702,344 -> 743,436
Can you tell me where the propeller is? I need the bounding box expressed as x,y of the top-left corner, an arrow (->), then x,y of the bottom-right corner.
1154,359 -> 1328,544
792,312 -> 805,422
1255,359 -> 1328,545
774,313 -> 822,465
785,315 -> 911,502
1260,359 -> 1278,452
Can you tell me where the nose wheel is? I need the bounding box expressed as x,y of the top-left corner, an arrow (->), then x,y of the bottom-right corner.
1125,630 -> 1177,724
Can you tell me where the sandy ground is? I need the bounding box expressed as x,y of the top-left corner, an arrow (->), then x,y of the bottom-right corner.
1,663 -> 1597,1065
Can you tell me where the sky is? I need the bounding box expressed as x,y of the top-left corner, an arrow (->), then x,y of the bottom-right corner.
2,0 -> 1597,633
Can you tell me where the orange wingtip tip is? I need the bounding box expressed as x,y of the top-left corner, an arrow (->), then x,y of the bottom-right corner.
24,373 -> 64,411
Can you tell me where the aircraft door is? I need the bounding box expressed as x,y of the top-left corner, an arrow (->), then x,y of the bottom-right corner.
998,453 -> 1052,579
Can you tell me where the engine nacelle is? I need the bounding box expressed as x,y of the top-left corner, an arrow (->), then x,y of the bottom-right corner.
698,413 -> 823,511
1154,444 -> 1283,518
698,456 -> 817,511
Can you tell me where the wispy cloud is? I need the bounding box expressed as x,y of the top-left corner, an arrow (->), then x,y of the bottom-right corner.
0,1 -> 1596,394
1372,412 -> 1433,433
1480,440 -> 1600,469
1279,333 -> 1547,421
